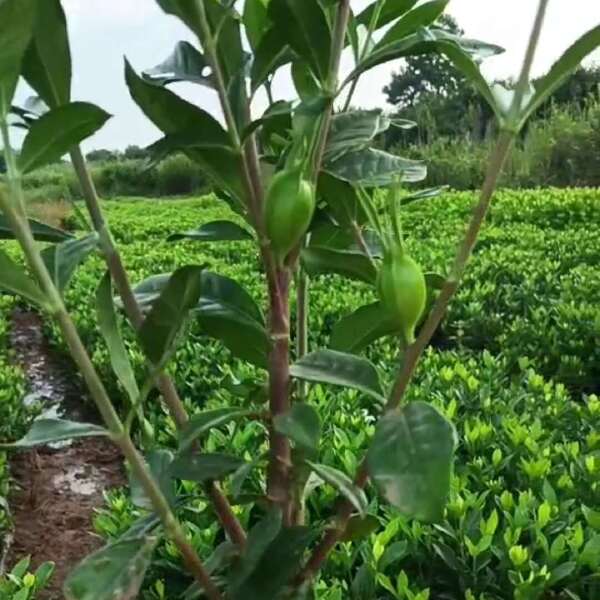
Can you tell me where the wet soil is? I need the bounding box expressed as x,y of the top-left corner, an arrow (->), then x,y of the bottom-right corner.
5,309 -> 125,599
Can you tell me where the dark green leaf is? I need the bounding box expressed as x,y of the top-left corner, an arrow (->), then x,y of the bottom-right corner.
229,518 -> 314,600
290,349 -> 385,403
63,535 -> 157,600
367,402 -> 457,521
325,148 -> 426,187
379,541 -> 409,571
96,272 -> 139,403
301,246 -> 377,284
125,60 -> 244,199
42,233 -> 99,293
179,408 -> 252,452
341,515 -> 380,542
325,110 -> 391,163
170,453 -> 244,481
250,27 -> 291,93
425,272 -> 446,290
22,0 -> 71,108
548,562 -> 577,586
229,510 -> 282,593
138,265 -> 204,365
292,60 -> 321,101
18,103 -> 110,174
269,0 -> 331,82
0,249 -> 47,307
331,302 -> 398,354
0,0 -> 36,117
3,418 -> 108,448
273,404 -> 321,452
242,101 -> 293,142
400,186 -> 447,205
522,25 -> 600,126
376,0 -> 450,49
127,273 -> 171,311
0,213 -> 73,242
197,272 -> 269,368
244,0 -> 271,49
143,41 -> 212,87
168,220 -> 253,243
230,457 -> 261,498
351,564 -> 376,600
356,0 -> 418,29
309,222 -> 382,257
129,449 -> 175,510
318,172 -> 367,227
307,461 -> 368,516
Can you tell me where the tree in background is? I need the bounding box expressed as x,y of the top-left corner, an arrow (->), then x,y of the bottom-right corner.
384,15 -> 600,149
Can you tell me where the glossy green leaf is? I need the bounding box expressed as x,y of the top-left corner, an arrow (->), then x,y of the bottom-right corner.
143,41 -> 211,87
244,0 -> 271,49
290,349 -> 385,403
125,60 -> 244,198
22,0 -> 71,108
170,452 -> 244,481
376,0 -> 450,49
352,28 -> 503,83
269,0 -> 331,82
331,302 -> 398,354
42,233 -> 99,293
0,213 -> 72,242
138,265 -> 204,366
18,103 -> 110,174
130,270 -> 269,367
168,220 -> 252,243
367,402 -> 457,521
129,449 -> 175,510
521,25 -> 600,126
197,272 -> 270,368
96,272 -> 139,403
250,27 -> 291,93
179,408 -> 252,452
63,535 -> 157,600
325,110 -> 391,163
0,0 -> 36,117
273,403 -> 321,452
301,246 -> 377,284
3,418 -> 108,448
356,0 -> 418,29
0,249 -> 47,307
307,461 -> 368,516
325,148 -> 426,187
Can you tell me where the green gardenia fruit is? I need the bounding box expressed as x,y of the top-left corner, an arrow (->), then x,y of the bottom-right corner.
377,247 -> 426,345
265,169 -> 315,262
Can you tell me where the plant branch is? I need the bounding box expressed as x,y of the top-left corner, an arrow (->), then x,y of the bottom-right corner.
69,146 -> 247,549
296,0 -> 550,582
0,127 -> 221,600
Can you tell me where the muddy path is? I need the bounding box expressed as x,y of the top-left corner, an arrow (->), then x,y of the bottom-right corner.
5,309 -> 125,599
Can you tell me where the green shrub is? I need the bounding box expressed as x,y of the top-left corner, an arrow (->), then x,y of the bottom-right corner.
41,189 -> 600,599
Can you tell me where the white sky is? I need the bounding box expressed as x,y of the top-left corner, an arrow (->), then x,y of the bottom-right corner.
16,0 -> 600,151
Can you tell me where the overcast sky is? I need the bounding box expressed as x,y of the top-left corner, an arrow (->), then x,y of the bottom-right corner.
16,0 -> 600,151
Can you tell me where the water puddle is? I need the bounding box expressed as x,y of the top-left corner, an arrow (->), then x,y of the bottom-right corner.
5,309 -> 125,598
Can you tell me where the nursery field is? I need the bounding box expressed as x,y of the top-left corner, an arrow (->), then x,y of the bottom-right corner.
1,188 -> 600,599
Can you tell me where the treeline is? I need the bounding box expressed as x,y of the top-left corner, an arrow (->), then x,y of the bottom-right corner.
382,15 -> 600,189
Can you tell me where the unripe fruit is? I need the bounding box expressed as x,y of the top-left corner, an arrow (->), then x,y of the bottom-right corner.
265,169 -> 315,263
377,247 -> 426,345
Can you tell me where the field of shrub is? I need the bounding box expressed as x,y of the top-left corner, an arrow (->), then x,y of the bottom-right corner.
2,188 -> 598,599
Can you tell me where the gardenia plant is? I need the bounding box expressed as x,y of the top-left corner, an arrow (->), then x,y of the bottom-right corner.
0,0 -> 599,598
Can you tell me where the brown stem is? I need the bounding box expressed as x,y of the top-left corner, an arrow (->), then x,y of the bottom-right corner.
266,268 -> 292,523
69,147 -> 246,548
